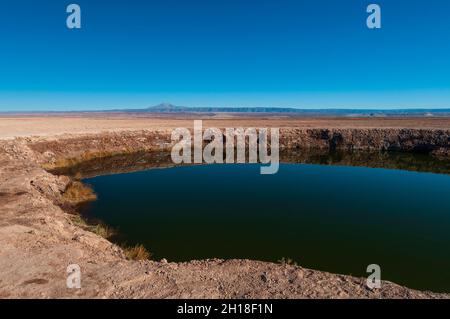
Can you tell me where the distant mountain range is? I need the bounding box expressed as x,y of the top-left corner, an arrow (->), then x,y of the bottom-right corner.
3,103 -> 450,117
109,103 -> 450,117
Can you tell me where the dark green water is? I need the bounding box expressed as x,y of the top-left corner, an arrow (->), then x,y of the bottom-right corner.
78,154 -> 450,292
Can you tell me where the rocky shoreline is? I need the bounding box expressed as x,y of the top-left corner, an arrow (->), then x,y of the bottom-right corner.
1,128 -> 450,298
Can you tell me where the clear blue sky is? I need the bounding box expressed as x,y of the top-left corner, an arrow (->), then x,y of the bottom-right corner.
1,0 -> 449,111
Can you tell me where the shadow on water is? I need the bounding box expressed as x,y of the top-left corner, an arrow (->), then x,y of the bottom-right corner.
51,149 -> 450,178
50,150 -> 450,293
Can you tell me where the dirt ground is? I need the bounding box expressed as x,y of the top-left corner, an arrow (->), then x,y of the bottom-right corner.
1,114 -> 450,139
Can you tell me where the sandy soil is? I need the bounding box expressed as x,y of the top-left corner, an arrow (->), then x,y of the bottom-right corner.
1,114 -> 450,139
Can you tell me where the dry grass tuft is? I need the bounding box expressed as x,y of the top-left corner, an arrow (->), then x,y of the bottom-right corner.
43,150 -> 137,171
71,213 -> 149,259
70,215 -> 116,239
62,181 -> 97,204
70,214 -> 88,227
73,171 -> 83,180
123,244 -> 151,261
278,257 -> 299,267
90,223 -> 116,239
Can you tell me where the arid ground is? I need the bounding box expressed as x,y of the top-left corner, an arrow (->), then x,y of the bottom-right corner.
0,114 -> 449,298
2,114 -> 450,139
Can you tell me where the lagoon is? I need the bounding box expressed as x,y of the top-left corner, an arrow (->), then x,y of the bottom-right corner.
74,151 -> 450,292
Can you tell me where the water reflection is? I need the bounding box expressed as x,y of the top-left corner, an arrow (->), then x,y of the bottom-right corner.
50,149 -> 450,178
